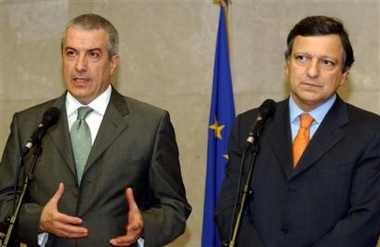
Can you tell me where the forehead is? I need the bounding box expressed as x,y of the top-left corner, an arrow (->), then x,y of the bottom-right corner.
292,34 -> 344,59
63,27 -> 109,50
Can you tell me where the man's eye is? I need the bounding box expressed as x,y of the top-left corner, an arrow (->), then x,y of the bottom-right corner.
89,52 -> 100,59
66,50 -> 76,57
322,59 -> 335,68
295,55 -> 308,62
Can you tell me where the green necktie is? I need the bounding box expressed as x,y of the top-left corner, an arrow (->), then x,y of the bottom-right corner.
70,106 -> 93,184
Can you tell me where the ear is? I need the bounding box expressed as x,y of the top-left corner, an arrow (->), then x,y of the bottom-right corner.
110,54 -> 119,75
339,68 -> 350,86
284,59 -> 290,77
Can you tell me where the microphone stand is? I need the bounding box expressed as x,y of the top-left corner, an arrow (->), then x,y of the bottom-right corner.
226,128 -> 262,247
1,140 -> 43,247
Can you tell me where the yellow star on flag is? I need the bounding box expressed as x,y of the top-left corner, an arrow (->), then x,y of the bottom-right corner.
209,119 -> 225,140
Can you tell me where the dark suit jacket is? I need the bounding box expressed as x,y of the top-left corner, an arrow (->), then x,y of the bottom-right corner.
0,88 -> 191,247
215,96 -> 380,247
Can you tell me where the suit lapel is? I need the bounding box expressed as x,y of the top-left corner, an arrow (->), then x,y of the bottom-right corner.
84,89 -> 129,173
265,100 -> 294,179
291,97 -> 349,178
45,89 -> 130,183
48,93 -> 78,177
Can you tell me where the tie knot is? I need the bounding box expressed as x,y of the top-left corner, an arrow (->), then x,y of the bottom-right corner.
300,114 -> 314,128
77,106 -> 93,120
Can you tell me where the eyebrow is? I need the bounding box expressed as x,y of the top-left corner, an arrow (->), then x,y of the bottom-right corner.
64,47 -> 103,53
293,52 -> 339,61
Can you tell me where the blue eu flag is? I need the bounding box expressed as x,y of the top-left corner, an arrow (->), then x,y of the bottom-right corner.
202,1 -> 235,246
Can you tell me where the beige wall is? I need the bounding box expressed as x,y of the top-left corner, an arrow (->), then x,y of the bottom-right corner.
0,1 -> 379,246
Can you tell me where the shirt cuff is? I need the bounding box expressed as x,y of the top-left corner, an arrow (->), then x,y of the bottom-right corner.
38,232 -> 49,247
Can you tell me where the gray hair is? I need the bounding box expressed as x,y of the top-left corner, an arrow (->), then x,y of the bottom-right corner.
61,14 -> 119,59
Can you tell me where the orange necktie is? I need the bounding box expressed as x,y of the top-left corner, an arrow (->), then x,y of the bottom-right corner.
293,114 -> 314,167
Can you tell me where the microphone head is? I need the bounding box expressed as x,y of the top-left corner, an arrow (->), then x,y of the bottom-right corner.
258,99 -> 276,122
41,107 -> 61,129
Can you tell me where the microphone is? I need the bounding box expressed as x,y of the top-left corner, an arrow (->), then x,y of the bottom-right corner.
21,107 -> 61,156
246,99 -> 276,145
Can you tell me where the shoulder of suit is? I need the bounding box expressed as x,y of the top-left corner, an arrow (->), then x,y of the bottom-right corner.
237,99 -> 285,120
111,88 -> 167,114
15,98 -> 60,118
122,96 -> 168,116
345,103 -> 380,127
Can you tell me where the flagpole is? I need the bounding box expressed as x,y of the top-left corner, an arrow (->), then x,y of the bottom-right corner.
216,0 -> 232,60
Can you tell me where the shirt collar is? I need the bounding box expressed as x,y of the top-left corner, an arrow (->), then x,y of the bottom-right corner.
66,85 -> 112,117
289,93 -> 336,124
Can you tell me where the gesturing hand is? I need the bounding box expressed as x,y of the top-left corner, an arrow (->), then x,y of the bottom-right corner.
109,188 -> 144,247
39,183 -> 89,238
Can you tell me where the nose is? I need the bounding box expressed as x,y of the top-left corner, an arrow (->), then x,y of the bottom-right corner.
75,54 -> 88,72
306,59 -> 320,78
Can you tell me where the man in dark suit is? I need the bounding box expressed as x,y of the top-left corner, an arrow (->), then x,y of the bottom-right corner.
0,14 -> 191,247
215,16 -> 380,246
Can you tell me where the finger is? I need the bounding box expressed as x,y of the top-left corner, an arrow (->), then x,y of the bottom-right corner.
109,188 -> 144,246
52,222 -> 89,238
125,191 -> 144,245
125,188 -> 137,210
42,210 -> 88,238
40,182 -> 86,235
125,188 -> 143,230
49,183 -> 83,224
51,182 -> 65,205
56,211 -> 84,225
51,183 -> 84,225
109,235 -> 136,247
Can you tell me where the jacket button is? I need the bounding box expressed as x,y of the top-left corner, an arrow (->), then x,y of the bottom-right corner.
288,187 -> 297,193
281,226 -> 290,235
72,188 -> 79,197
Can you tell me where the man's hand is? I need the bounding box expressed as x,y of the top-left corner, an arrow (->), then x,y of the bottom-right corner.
109,188 -> 144,246
39,183 -> 89,238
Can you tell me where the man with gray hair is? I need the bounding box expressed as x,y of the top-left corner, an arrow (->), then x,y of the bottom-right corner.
0,14 -> 191,247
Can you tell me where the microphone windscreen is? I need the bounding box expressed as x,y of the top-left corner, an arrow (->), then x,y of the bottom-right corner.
41,107 -> 61,129
258,99 -> 276,121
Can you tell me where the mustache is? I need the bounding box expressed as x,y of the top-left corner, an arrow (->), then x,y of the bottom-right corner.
72,75 -> 91,80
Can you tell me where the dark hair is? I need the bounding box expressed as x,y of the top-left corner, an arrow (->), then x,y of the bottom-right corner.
284,16 -> 354,71
61,14 -> 119,59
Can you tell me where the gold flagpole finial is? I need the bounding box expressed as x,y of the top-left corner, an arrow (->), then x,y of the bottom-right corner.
214,0 -> 232,57
214,0 -> 232,5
